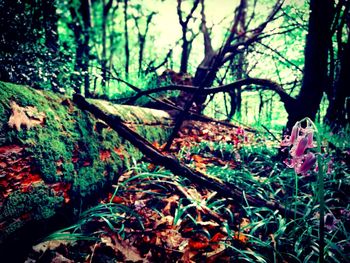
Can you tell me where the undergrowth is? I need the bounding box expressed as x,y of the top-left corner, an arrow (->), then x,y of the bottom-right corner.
26,124 -> 350,262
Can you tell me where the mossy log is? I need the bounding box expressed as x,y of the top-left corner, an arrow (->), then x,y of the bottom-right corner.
0,81 -> 174,256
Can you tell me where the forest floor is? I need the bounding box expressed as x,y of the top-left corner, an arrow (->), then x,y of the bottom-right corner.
25,121 -> 350,263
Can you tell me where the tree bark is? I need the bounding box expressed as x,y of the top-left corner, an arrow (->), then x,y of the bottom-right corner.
287,0 -> 334,128
325,5 -> 350,128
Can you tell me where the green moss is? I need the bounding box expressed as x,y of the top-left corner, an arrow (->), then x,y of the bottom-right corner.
136,124 -> 172,144
0,184 -> 64,242
0,184 -> 63,221
0,81 -> 171,231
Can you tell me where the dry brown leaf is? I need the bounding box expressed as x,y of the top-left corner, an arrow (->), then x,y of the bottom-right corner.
158,229 -> 184,249
206,248 -> 229,263
181,247 -> 197,263
154,215 -> 174,228
163,195 -> 179,215
7,101 -> 45,131
32,240 -> 70,253
101,236 -> 147,262
239,217 -> 251,232
51,253 -> 73,263
192,154 -> 204,163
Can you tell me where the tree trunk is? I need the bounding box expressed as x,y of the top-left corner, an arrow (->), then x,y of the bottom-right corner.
180,32 -> 190,73
42,0 -> 60,92
42,0 -> 59,53
124,0 -> 130,76
287,0 -> 333,128
82,0 -> 92,97
101,0 -> 108,92
228,53 -> 245,120
325,32 -> 350,128
0,81 -> 173,261
69,0 -> 92,96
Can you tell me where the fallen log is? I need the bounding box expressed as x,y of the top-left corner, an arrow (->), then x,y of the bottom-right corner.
0,81 -> 174,259
73,94 -> 302,219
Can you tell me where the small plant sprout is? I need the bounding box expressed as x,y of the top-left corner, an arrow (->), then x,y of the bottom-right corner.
281,117 -> 327,263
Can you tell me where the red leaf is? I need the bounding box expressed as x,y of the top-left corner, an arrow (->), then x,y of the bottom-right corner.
99,150 -> 111,161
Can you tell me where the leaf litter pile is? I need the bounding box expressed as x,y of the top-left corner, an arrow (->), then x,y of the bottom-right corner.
26,121 -> 350,263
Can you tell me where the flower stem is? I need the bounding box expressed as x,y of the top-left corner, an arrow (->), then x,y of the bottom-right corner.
316,139 -> 325,263
309,119 -> 324,263
294,171 -> 298,222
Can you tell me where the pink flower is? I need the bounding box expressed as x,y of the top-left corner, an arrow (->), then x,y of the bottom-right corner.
292,136 -> 309,157
236,127 -> 245,136
306,132 -> 315,148
281,120 -> 317,175
281,123 -> 299,146
296,152 -> 316,175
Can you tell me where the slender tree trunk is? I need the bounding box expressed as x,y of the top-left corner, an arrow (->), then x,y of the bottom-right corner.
124,0 -> 130,76
177,0 -> 200,74
101,0 -> 108,92
69,0 -> 92,96
82,0 -> 92,97
101,0 -> 114,93
228,51 -> 245,120
180,31 -> 189,73
138,36 -> 145,74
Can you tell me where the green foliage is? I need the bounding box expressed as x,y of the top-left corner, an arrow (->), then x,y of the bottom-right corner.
45,203 -> 143,242
0,0 -> 74,91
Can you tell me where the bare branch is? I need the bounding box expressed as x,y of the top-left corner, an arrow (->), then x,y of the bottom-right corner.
205,78 -> 295,109
246,0 -> 258,28
177,0 -> 200,27
124,77 -> 295,111
258,42 -> 303,72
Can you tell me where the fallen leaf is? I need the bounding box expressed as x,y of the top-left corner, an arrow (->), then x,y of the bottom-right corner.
8,101 -> 45,131
32,240 -> 70,253
188,233 -> 209,250
101,235 -> 147,262
99,149 -> 111,161
192,155 -> 203,163
51,253 -> 73,263
0,145 -> 24,155
239,218 -> 251,232
233,231 -> 249,244
113,147 -> 125,160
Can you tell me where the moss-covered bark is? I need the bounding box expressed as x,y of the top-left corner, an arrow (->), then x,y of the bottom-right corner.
0,81 -> 173,247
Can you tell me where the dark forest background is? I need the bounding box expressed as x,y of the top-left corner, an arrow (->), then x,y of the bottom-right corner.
0,0 -> 349,130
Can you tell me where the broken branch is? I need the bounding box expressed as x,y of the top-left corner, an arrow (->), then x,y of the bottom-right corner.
73,94 -> 302,219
